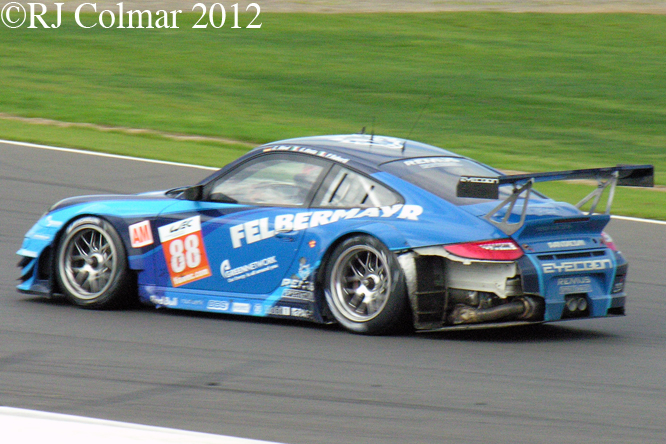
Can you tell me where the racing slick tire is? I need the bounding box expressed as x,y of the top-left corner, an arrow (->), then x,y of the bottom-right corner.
55,217 -> 132,309
324,235 -> 408,335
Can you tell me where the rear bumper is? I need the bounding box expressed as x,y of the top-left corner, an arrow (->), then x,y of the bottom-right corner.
401,246 -> 627,331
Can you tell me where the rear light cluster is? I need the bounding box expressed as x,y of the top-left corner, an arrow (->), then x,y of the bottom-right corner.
601,232 -> 618,251
444,239 -> 524,261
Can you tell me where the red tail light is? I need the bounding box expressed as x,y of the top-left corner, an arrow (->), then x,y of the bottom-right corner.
444,239 -> 524,261
601,232 -> 617,251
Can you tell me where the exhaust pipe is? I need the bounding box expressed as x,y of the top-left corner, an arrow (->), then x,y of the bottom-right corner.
448,296 -> 539,325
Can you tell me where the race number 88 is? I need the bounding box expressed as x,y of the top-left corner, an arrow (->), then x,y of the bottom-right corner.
169,234 -> 201,273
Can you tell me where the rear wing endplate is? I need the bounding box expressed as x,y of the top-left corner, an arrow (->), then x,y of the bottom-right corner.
456,165 -> 654,235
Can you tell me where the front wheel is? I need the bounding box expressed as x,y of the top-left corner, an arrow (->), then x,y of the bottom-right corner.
55,217 -> 132,309
324,235 -> 408,335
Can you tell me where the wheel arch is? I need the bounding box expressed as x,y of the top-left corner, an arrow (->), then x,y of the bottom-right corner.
50,213 -> 138,300
314,223 -> 413,330
315,222 -> 411,288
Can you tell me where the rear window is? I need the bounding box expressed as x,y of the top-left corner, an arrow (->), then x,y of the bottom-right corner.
381,157 -> 502,206
313,164 -> 402,208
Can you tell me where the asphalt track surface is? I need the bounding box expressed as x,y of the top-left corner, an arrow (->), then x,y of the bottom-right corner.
1,140 -> 664,444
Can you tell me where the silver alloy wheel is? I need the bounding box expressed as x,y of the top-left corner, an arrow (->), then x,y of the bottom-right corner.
330,244 -> 392,322
58,223 -> 119,300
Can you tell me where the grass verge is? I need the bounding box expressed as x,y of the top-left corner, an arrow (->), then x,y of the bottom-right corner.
0,11 -> 664,218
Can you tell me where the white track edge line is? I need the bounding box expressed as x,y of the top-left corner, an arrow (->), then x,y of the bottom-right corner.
611,215 -> 666,225
4,138 -> 665,226
0,138 -> 219,171
0,407 -> 284,444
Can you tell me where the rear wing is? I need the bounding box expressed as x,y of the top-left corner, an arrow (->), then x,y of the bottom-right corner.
456,165 -> 654,235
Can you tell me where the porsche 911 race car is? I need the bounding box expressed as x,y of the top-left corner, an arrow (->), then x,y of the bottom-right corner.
16,134 -> 654,334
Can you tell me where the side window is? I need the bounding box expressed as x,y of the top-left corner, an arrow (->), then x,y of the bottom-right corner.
313,165 -> 402,208
210,154 -> 329,206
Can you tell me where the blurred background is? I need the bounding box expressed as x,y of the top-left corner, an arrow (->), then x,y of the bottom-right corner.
1,0 -> 664,215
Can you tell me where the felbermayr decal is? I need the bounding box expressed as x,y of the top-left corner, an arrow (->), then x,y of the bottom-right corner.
158,216 -> 212,287
542,259 -> 612,274
229,204 -> 423,248
220,256 -> 278,282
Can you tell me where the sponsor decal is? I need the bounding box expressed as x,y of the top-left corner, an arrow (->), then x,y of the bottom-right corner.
281,277 -> 314,292
253,303 -> 263,315
129,220 -> 154,248
207,299 -> 230,312
263,145 -> 350,164
229,204 -> 423,248
158,216 -> 212,287
459,176 -> 500,184
231,302 -> 251,314
542,259 -> 612,274
547,240 -> 586,249
557,277 -> 592,286
220,256 -> 278,282
180,298 -> 205,307
282,289 -> 315,302
268,305 -> 291,316
297,258 -> 311,280
267,305 -> 313,319
281,258 -> 315,292
327,135 -> 405,150
149,295 -> 178,307
556,276 -> 593,295
308,240 -> 317,248
404,158 -> 461,168
289,307 -> 313,319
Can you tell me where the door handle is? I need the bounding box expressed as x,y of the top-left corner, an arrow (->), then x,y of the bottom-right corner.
275,230 -> 298,242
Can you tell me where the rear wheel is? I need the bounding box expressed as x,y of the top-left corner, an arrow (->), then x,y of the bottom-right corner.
324,235 -> 408,335
55,217 -> 131,309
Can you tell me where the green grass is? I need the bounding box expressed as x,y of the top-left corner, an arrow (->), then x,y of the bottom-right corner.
0,119 -> 249,167
535,182 -> 666,221
1,12 -> 665,217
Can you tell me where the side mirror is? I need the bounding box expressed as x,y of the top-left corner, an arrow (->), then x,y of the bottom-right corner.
182,185 -> 203,201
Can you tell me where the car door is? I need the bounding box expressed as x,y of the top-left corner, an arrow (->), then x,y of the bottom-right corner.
152,152 -> 332,299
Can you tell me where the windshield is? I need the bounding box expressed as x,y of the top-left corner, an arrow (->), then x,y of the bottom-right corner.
381,157 -> 505,206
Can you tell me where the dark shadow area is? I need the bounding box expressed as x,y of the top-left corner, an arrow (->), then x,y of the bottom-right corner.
421,322 -> 622,343
21,294 -> 72,307
154,305 -> 344,332
20,294 -> 623,341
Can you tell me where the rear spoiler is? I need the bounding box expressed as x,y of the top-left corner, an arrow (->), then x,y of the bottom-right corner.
456,165 -> 654,235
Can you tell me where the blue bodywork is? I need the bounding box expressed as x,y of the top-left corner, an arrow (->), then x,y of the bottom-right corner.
17,135 -> 630,331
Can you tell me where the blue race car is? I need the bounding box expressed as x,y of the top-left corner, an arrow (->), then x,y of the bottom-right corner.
16,134 -> 654,334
